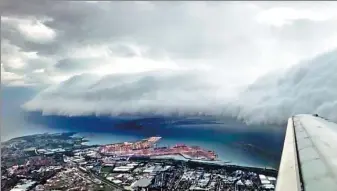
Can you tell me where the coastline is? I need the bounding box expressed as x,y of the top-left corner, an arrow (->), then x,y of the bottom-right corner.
2,131 -> 280,169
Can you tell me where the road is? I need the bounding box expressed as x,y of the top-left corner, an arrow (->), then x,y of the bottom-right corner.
76,165 -> 124,191
89,170 -> 124,191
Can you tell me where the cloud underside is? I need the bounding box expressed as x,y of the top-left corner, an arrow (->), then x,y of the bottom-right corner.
23,50 -> 337,125
2,1 -> 337,87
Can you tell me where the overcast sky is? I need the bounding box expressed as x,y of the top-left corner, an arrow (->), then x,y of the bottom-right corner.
2,1 -> 337,86
1,1 -> 337,125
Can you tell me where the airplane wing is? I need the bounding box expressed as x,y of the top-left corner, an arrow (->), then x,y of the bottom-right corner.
276,114 -> 337,191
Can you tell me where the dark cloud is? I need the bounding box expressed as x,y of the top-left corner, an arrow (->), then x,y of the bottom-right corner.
2,1 -> 337,69
1,1 -> 259,59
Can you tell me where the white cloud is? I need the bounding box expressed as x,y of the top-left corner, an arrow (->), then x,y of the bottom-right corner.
22,49 -> 337,124
2,40 -> 30,71
91,57 -> 180,75
1,63 -> 22,80
68,44 -> 112,59
226,49 -> 337,124
53,43 -> 181,78
1,40 -> 58,86
1,16 -> 57,43
256,7 -> 336,27
1,63 -> 28,86
32,68 -> 45,73
22,69 -> 230,116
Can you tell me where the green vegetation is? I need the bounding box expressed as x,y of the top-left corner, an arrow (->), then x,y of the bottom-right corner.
100,166 -> 114,173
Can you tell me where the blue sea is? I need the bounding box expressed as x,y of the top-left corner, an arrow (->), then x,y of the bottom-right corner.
1,87 -> 285,169
22,113 -> 285,168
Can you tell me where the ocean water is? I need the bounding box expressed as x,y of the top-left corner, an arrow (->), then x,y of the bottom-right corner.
24,113 -> 286,168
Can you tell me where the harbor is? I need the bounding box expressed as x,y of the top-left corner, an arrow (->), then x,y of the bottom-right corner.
99,137 -> 218,161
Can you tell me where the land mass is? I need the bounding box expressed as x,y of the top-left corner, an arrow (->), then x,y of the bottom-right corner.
1,133 -> 278,191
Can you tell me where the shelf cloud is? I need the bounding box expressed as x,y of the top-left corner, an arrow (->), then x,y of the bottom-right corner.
226,50 -> 337,124
2,1 -> 337,125
23,50 -> 337,125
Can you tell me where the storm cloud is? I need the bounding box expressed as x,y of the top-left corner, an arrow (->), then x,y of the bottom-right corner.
23,49 -> 337,124
226,50 -> 337,124
2,1 -> 337,124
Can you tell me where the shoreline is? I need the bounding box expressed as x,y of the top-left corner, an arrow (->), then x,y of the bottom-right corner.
2,132 -> 279,170
150,155 -> 277,171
